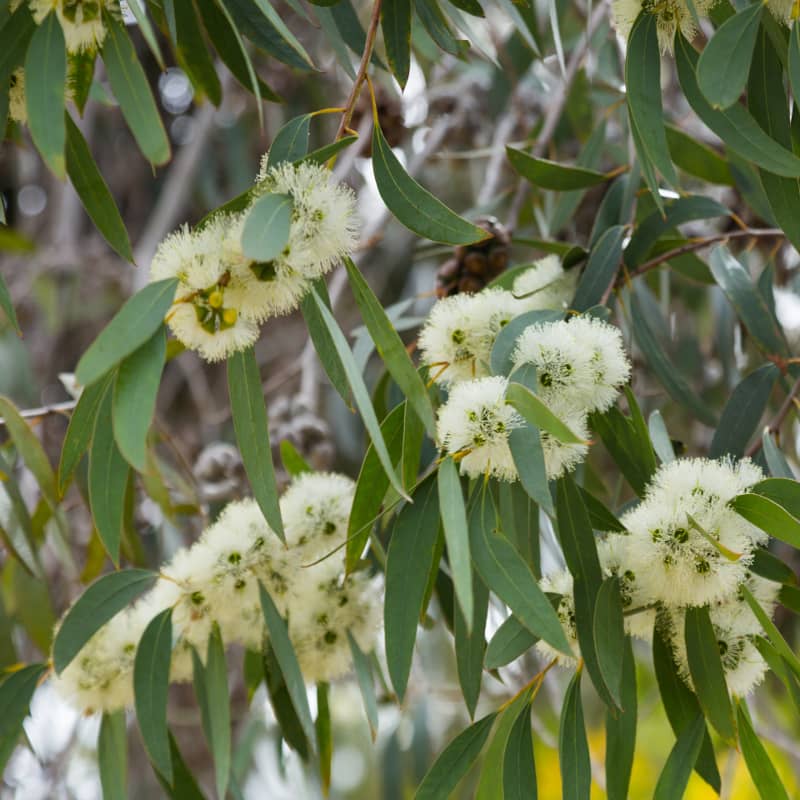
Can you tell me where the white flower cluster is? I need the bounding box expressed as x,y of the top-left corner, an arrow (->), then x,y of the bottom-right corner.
52,472 -> 382,715
151,160 -> 357,361
419,255 -> 576,386
536,457 -> 781,697
433,310 -> 630,482
29,0 -> 117,53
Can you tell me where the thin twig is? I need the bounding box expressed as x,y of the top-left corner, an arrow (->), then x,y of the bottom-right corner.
506,1 -> 608,231
333,0 -> 382,143
745,374 -> 800,458
0,400 -> 77,428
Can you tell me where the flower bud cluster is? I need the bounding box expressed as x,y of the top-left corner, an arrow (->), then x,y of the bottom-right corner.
53,472 -> 382,714
536,457 -> 781,697
150,161 -> 358,361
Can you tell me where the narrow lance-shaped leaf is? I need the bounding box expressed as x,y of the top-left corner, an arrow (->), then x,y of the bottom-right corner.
503,701 -> 536,800
385,474 -> 441,700
438,457 -> 474,628
258,583 -> 316,747
174,0 -> 222,105
415,713 -> 497,800
572,225 -> 624,312
381,0 -> 412,87
559,669 -> 591,800
605,636 -> 637,800
653,714 -> 706,800
697,3 -> 763,109
134,608 -> 174,783
65,113 -> 134,262
506,147 -> 608,190
790,20 -> 800,108
76,278 -> 178,386
344,258 -> 436,436
736,701 -> 791,800
98,711 -> 128,800
506,381 -> 586,444
101,13 -> 171,165
684,606 -> 735,741
113,327 -> 166,472
0,664 -> 48,775
89,387 -> 130,563
227,347 -> 284,540
309,288 -> 407,499
266,114 -> 311,169
347,631 -> 379,740
593,577 -> 626,709
730,492 -> 800,549
455,571 -> 488,718
25,12 -> 66,177
53,569 -> 156,673
371,120 -> 488,245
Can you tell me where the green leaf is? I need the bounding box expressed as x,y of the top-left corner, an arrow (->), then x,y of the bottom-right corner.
194,0 -> 279,106
344,257 -> 436,437
262,642 -> 310,758
193,625 -> 231,800
579,486 -> 625,532
762,430 -> 795,479
371,120 -> 487,245
414,0 -> 467,57
731,492 -> 800,549
58,372 -> 113,495
506,382 -> 586,444
625,13 -> 677,205
384,473 -> 440,700
653,714 -> 706,800
125,0 -> 163,69
605,636 -> 637,800
279,440 -> 311,477
790,21 -> 800,107
559,669 -> 591,800
503,701 -> 536,800
737,702 -> 790,800
112,327 -> 165,472
347,630 -> 379,740
382,0 -> 412,87
0,5 -> 36,88
572,225 -> 624,312
684,605 -> 735,740
90,387 -> 130,563
710,245 -> 788,356
0,395 -> 59,510
415,713 -> 497,800
624,195 -> 729,267
630,288 -> 717,427
653,628 -> 721,792
0,664 -> 47,774
158,731 -> 207,800
751,545 -> 796,585
593,577 -> 626,709
506,147 -> 608,190
134,607 -> 174,783
508,421 -> 552,515
226,347 -> 284,539
742,583 -> 800,677
76,279 -> 178,386
665,125 -> 734,185
65,113 -> 134,262
224,0 -> 313,70
748,28 -> 800,254
437,457 -> 474,627
174,0 -> 222,105
455,571 -> 488,717
101,13 -> 170,166
266,114 -> 311,169
346,402 -> 406,573
469,489 -> 571,654
485,615 -> 537,669
301,135 -> 359,165
258,582 -> 316,746
676,35 -> 800,177
315,682 -> 332,794
697,2 -> 762,109
309,288 -> 407,499
709,364 -> 778,459
556,476 -> 615,706
53,568 -> 155,673
241,193 -> 293,261
475,689 -> 531,800
25,12 -> 66,177
98,711 -> 128,800
299,279 -> 350,402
